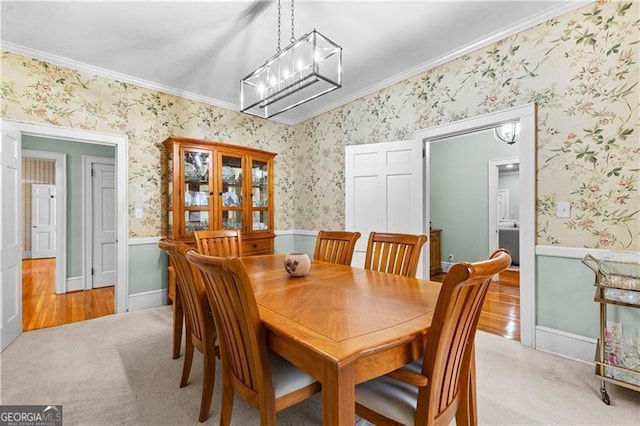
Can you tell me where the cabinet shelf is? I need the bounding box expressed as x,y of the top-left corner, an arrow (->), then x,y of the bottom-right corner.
583,254 -> 640,405
163,136 -> 277,302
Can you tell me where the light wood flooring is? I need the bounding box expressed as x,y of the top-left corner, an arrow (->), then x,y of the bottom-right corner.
432,269 -> 520,341
22,258 -> 114,331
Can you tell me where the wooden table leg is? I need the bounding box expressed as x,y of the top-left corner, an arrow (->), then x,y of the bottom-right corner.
323,364 -> 356,425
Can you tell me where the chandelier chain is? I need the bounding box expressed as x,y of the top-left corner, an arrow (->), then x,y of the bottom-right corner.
290,0 -> 295,43
277,0 -> 281,52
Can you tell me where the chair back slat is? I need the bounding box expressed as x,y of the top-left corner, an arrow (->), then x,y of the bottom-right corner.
158,239 -> 211,343
364,232 -> 428,278
195,230 -> 243,257
186,251 -> 275,404
313,231 -> 361,265
417,249 -> 511,424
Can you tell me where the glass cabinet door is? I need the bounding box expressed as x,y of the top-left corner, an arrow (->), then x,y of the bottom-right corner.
251,159 -> 269,231
220,154 -> 244,230
182,148 -> 212,235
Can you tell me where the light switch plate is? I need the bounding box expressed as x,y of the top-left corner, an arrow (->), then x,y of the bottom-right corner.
134,208 -> 143,219
556,201 -> 570,218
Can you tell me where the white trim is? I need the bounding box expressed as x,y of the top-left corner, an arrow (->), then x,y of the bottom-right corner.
128,289 -> 168,312
22,251 -> 32,259
83,156 -> 115,290
22,149 -> 67,294
488,157 -> 519,256
0,2 -> 587,126
65,276 -> 84,293
128,237 -> 162,246
535,326 -> 596,364
4,119 -> 129,314
289,2 -> 589,124
535,245 -> 625,259
415,103 -> 536,349
275,229 -> 318,237
0,42 -> 253,118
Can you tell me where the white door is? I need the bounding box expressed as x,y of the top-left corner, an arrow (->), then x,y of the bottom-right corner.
1,123 -> 22,351
92,163 -> 116,288
345,140 -> 425,277
31,184 -> 57,259
497,190 -> 508,221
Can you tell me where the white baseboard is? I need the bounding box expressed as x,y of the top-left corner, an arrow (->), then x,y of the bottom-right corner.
128,289 -> 168,312
535,326 -> 596,363
66,276 -> 84,292
22,251 -> 32,259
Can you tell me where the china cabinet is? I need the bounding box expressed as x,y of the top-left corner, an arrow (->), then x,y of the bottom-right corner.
162,137 -> 277,299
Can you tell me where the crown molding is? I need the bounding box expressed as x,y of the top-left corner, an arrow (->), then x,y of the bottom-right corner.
1,1 -> 591,127
0,41 -> 296,126
289,0 -> 592,125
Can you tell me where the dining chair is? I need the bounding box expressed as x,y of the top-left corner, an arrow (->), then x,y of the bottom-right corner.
194,229 -> 243,257
158,239 -> 218,422
167,229 -> 241,359
355,249 -> 512,426
364,232 -> 428,278
313,230 -> 361,265
186,250 -> 322,426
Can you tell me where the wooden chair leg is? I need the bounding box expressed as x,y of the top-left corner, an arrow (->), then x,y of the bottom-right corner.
456,344 -> 478,426
181,336 -> 194,388
198,352 -> 215,422
172,285 -> 184,359
219,370 -> 234,426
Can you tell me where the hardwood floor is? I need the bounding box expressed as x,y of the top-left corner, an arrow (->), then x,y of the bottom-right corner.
431,269 -> 520,341
22,258 -> 114,331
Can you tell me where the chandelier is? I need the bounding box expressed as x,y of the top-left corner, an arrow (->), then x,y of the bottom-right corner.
240,0 -> 342,119
494,122 -> 520,145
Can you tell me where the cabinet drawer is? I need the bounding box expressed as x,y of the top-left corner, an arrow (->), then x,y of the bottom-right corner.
242,238 -> 273,255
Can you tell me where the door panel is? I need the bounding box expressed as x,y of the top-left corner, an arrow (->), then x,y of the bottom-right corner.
1,122 -> 22,350
31,184 -> 56,258
345,140 -> 425,275
92,163 -> 116,288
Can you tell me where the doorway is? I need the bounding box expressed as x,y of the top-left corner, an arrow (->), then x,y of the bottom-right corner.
1,119 -> 129,350
21,146 -> 117,330
416,103 -> 535,348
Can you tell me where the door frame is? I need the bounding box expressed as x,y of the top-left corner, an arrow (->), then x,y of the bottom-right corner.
488,157 -> 519,255
415,103 -> 536,348
4,119 -> 128,314
83,156 -> 116,290
22,150 -> 66,294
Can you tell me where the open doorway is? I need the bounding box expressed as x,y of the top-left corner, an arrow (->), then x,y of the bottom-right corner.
427,129 -> 521,341
1,119 -> 129,350
21,138 -> 116,330
416,103 -> 535,348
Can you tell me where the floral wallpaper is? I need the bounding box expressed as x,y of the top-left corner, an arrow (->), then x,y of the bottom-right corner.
294,0 -> 639,250
1,1 -> 638,250
0,53 -> 298,235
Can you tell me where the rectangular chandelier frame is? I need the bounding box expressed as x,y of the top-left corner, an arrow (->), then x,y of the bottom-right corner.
241,29 -> 342,119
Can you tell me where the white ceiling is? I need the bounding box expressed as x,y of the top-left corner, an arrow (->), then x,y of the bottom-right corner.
1,1 -> 587,124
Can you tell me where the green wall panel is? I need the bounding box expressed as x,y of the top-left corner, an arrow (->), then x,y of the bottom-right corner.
537,255 -> 640,340
128,243 -> 167,295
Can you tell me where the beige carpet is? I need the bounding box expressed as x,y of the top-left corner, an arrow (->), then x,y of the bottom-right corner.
1,306 -> 638,425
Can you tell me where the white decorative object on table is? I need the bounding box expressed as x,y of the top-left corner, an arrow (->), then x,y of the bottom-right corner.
284,253 -> 311,277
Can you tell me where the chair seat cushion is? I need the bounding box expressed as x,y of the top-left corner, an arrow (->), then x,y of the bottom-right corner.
355,359 -> 422,425
269,352 -> 317,398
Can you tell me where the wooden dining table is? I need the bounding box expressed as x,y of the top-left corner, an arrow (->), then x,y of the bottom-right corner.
241,254 -> 476,425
